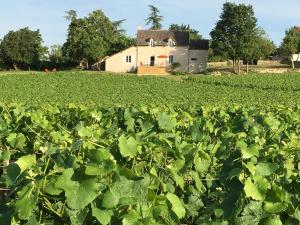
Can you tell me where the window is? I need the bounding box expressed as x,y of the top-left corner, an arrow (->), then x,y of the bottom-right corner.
126,55 -> 132,63
168,39 -> 175,47
149,39 -> 155,47
191,58 -> 197,61
169,55 -> 174,64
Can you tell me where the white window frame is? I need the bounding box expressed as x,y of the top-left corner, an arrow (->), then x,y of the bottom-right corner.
149,39 -> 155,47
125,55 -> 132,63
168,39 -> 175,47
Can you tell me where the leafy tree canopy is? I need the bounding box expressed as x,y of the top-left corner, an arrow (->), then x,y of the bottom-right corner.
0,27 -> 44,70
145,5 -> 163,30
63,10 -> 116,68
169,24 -> 203,40
244,28 -> 276,61
108,19 -> 136,56
210,2 -> 258,73
278,27 -> 300,69
279,27 -> 300,56
63,10 -> 134,68
48,45 -> 64,65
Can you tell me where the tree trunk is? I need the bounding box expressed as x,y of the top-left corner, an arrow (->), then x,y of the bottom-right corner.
237,60 -> 241,74
246,63 -> 249,73
233,59 -> 237,74
13,64 -> 18,70
291,56 -> 295,70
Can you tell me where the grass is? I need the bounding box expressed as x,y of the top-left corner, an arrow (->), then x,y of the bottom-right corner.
0,71 -> 300,107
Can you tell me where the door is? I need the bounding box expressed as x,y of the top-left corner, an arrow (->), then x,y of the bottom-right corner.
150,56 -> 155,66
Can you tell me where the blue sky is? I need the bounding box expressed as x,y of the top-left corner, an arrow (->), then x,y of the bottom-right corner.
0,0 -> 300,47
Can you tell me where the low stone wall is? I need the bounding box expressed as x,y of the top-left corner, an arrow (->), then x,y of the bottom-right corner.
208,61 -> 230,67
253,68 -> 300,74
137,66 -> 169,75
257,60 -> 283,67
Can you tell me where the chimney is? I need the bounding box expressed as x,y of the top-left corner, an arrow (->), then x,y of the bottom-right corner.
137,25 -> 143,31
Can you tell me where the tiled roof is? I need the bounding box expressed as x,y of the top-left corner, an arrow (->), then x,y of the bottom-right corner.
189,39 -> 210,50
136,30 -> 209,50
137,30 -> 190,46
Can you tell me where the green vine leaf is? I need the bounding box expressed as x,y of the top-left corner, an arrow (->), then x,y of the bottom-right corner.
118,135 -> 139,158
166,193 -> 186,219
55,168 -> 102,210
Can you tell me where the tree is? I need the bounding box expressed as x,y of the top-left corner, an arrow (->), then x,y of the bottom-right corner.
108,36 -> 136,56
278,27 -> 300,69
243,28 -> 276,72
145,5 -> 163,30
64,9 -> 77,21
48,45 -> 64,66
113,19 -> 127,35
63,10 -> 118,68
169,24 -> 202,40
210,3 -> 257,74
0,27 -> 44,70
108,19 -> 136,56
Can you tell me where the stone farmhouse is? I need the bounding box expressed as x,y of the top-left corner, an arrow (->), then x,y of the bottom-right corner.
99,30 -> 209,75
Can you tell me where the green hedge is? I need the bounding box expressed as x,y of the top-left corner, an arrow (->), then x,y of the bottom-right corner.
0,105 -> 299,225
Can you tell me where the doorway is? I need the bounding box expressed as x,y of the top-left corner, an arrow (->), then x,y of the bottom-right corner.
150,56 -> 155,66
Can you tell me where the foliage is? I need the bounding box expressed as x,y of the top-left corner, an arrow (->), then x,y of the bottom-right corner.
208,47 -> 227,62
278,27 -> 300,69
244,28 -> 276,62
210,3 -> 258,73
170,62 -> 181,71
108,35 -> 136,56
64,9 -> 77,21
279,27 -> 300,57
47,45 -> 64,67
145,5 -> 163,30
107,19 -> 136,56
0,104 -> 299,225
169,24 -> 202,40
0,71 -> 300,107
0,28 -> 44,70
62,10 -> 120,68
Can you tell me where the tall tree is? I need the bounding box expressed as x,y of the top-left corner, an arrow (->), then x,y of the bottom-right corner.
169,24 -> 202,40
108,36 -> 136,56
63,10 -> 117,68
113,19 -> 127,35
243,28 -> 276,72
210,3 -> 257,74
278,27 -> 300,69
0,27 -> 44,70
145,5 -> 163,30
108,19 -> 136,55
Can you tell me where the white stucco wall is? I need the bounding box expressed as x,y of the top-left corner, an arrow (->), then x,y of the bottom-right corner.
105,47 -> 137,73
137,46 -> 189,72
105,45 -> 208,74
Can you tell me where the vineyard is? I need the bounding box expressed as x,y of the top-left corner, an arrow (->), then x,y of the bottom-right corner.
0,72 -> 300,106
0,104 -> 299,224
